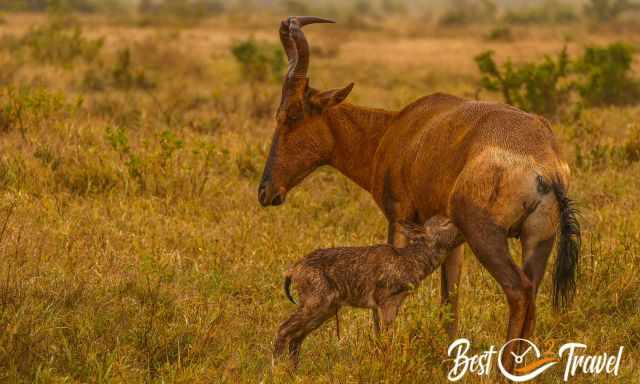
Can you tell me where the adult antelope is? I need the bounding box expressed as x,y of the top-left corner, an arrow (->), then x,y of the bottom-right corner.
258,17 -> 580,372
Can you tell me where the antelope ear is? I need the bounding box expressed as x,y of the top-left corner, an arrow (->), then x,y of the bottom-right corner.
309,83 -> 354,110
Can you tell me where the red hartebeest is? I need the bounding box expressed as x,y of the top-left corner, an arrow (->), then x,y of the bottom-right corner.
258,17 -> 580,373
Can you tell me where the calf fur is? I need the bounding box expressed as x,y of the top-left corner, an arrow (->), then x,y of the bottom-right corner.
273,216 -> 464,367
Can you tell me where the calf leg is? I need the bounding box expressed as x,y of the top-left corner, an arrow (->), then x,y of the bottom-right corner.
273,297 -> 337,367
377,293 -> 408,332
287,305 -> 336,367
273,308 -> 305,361
372,309 -> 381,336
441,245 -> 464,339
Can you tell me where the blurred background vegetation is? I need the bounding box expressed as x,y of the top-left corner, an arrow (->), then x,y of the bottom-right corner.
0,0 -> 639,23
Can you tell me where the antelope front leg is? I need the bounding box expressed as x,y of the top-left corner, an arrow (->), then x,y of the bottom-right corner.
387,221 -> 408,248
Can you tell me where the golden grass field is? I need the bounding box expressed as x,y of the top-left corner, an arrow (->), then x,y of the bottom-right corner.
0,5 -> 639,383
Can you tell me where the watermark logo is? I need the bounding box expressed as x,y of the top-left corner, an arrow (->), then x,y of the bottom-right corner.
447,338 -> 624,382
497,339 -> 559,382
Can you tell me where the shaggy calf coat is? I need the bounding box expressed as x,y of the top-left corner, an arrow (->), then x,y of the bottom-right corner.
273,216 -> 464,366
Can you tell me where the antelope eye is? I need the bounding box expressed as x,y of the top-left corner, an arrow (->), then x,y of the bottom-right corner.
287,114 -> 302,125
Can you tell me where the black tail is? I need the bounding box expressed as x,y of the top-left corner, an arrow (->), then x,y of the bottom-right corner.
551,181 -> 581,310
284,275 -> 296,304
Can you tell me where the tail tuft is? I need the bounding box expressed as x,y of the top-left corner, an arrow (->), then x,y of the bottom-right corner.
284,274 -> 296,304
551,181 -> 581,311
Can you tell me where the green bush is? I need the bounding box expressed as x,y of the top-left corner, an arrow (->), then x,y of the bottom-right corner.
82,48 -> 155,91
230,38 -> 285,84
475,48 -> 571,117
15,16 -> 103,66
574,43 -> 640,106
104,125 -> 191,195
476,42 -> 640,116
0,86 -> 79,138
574,131 -> 640,170
111,48 -> 155,90
439,0 -> 497,25
485,26 -> 512,41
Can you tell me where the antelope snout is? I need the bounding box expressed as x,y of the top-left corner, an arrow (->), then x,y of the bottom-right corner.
258,182 -> 285,207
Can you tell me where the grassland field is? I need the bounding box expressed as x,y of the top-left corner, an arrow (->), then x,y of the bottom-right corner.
0,8 -> 639,383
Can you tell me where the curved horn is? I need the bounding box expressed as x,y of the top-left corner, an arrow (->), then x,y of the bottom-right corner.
280,16 -> 335,82
294,16 -> 336,26
279,20 -> 297,73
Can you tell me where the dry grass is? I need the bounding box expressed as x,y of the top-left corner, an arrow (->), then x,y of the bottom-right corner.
0,9 -> 639,383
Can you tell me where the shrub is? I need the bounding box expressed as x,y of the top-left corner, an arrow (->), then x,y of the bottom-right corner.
111,48 -> 155,90
231,38 -> 285,118
158,130 -> 184,170
230,38 -> 285,84
439,0 -> 496,25
104,125 -> 192,196
574,42 -> 640,106
104,125 -> 145,191
486,26 -> 512,41
574,131 -> 640,169
475,42 -> 639,116
0,86 -> 78,136
82,48 -> 155,91
17,16 -> 103,66
475,48 -> 572,117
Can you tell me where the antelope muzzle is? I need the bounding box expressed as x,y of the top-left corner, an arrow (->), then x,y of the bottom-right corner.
258,178 -> 285,207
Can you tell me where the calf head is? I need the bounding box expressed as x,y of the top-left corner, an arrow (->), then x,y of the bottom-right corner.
400,216 -> 465,249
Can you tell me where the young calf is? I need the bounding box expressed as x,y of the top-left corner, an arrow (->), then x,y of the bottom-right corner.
273,215 -> 464,367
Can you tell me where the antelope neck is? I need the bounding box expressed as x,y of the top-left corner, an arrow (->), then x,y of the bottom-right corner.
325,103 -> 397,192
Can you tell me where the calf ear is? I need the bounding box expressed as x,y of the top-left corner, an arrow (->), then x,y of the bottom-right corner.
397,220 -> 424,240
309,83 -> 354,110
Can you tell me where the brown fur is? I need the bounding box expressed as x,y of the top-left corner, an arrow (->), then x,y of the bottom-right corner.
260,17 -> 580,373
273,216 -> 463,367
